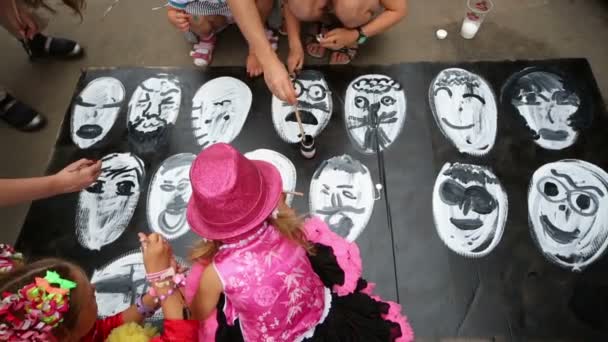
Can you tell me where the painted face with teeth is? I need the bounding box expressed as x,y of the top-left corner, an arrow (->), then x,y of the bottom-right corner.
430,68 -> 497,156
433,163 -> 508,257
272,70 -> 333,143
528,159 -> 608,271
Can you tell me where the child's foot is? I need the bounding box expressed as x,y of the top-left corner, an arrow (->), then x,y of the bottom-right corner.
329,46 -> 358,65
305,24 -> 327,58
190,34 -> 216,67
246,53 -> 263,77
0,93 -> 46,132
23,33 -> 84,60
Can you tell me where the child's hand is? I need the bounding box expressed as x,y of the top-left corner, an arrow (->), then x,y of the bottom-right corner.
139,233 -> 173,274
53,159 -> 102,194
167,8 -> 191,32
319,28 -> 359,49
287,45 -> 304,75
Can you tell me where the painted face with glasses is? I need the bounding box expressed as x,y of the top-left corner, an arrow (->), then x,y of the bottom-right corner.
272,70 -> 333,143
528,160 -> 608,270
71,77 -> 125,149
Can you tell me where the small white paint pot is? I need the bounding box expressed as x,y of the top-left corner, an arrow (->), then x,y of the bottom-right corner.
461,0 -> 494,39
300,135 -> 316,159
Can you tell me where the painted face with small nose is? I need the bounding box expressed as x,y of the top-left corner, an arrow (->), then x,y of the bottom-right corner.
128,76 -> 181,134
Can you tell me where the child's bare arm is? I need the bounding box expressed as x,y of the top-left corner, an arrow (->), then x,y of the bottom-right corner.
167,7 -> 191,32
284,5 -> 304,74
361,0 -> 408,37
191,264 -> 222,320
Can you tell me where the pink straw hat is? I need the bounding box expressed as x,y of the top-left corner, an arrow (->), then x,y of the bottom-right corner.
187,143 -> 283,240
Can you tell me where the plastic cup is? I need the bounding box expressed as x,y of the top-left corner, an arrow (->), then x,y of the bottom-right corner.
461,0 -> 494,39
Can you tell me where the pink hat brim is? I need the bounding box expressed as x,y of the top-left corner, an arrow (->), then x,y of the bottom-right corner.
187,160 -> 283,241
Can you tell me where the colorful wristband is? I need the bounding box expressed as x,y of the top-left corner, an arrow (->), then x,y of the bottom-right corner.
146,267 -> 175,282
136,294 -> 157,318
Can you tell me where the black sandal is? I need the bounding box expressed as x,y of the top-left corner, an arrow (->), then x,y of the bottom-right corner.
329,46 -> 358,65
305,22 -> 328,58
22,33 -> 84,60
0,93 -> 46,132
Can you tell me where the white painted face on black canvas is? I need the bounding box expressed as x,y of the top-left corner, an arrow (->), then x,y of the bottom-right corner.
528,159 -> 608,271
147,153 -> 195,240
433,163 -> 508,257
128,75 -> 181,152
71,77 -> 125,149
430,68 -> 497,156
345,74 -> 407,154
192,77 -> 252,149
272,70 -> 333,143
245,149 -> 297,206
76,153 -> 145,250
310,155 -> 374,242
506,70 -> 581,150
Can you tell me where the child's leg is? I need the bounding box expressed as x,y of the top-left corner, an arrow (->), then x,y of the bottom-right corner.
188,15 -> 228,66
246,0 -> 276,77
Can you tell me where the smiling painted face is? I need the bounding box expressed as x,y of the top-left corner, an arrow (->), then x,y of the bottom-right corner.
310,155 -> 374,242
507,71 -> 582,150
147,153 -> 195,240
345,74 -> 407,154
272,70 -> 333,143
430,68 -> 497,156
528,160 -> 608,271
128,75 -> 181,153
76,153 -> 145,250
192,77 -> 252,149
71,77 -> 125,149
433,163 -> 508,257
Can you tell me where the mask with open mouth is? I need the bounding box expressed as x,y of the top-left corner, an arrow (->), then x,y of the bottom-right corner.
71,77 -> 125,149
502,68 -> 588,151
147,153 -> 195,240
272,70 -> 333,143
430,68 -> 497,156
528,159 -> 608,271
432,162 -> 508,258
309,155 -> 374,242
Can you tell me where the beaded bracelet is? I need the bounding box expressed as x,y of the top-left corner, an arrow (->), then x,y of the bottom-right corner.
147,273 -> 187,304
136,293 -> 157,318
146,267 -> 175,282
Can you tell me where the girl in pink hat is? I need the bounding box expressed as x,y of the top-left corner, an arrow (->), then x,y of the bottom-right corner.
185,143 -> 414,341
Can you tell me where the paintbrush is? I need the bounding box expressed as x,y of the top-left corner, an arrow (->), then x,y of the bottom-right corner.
284,190 -> 304,197
294,106 -> 306,144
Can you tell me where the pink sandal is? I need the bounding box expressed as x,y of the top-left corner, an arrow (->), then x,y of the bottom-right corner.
190,33 -> 217,67
265,28 -> 279,51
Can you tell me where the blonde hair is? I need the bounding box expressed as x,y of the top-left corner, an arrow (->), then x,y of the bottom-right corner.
190,201 -> 313,262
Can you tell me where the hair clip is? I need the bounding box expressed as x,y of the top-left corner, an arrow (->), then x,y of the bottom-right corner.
34,271 -> 77,296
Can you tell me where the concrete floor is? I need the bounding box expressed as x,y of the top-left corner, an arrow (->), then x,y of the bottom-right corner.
1,0 -> 607,246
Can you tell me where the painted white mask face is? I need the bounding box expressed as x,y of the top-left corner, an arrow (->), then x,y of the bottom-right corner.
127,75 -> 181,152
76,153 -> 145,250
147,153 -> 195,240
433,163 -> 508,257
310,155 -> 374,242
245,149 -> 296,206
345,75 -> 407,154
508,71 -> 581,150
528,159 -> 608,271
71,77 -> 125,149
430,68 -> 497,156
192,77 -> 252,149
272,70 -> 333,143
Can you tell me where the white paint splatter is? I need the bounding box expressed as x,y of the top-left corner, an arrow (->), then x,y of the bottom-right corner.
429,68 -> 497,156
192,77 -> 252,149
244,149 -> 297,206
344,74 -> 406,154
147,153 -> 195,240
528,159 -> 608,271
272,70 -> 333,144
309,155 -> 374,242
432,163 -> 508,258
71,77 -> 125,149
76,153 -> 145,250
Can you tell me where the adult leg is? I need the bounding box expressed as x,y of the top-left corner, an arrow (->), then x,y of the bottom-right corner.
0,88 -> 46,132
246,0 -> 276,77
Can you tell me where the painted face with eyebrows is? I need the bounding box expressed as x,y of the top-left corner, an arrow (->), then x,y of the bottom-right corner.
529,159 -> 608,271
433,163 -> 508,257
430,68 -> 497,156
309,155 -> 374,242
76,153 -> 145,250
191,77 -> 252,149
147,153 -> 195,240
71,77 -> 125,149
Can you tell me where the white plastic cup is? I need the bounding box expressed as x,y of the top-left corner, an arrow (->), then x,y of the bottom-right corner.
461,0 -> 494,39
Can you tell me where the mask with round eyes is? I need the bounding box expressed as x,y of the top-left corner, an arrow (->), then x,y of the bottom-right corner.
76,153 -> 145,250
429,68 -> 497,156
147,153 -> 195,240
244,149 -> 297,207
127,75 -> 182,153
272,70 -> 333,143
71,77 -> 125,149
192,77 -> 252,149
528,159 -> 608,271
502,69 -> 584,150
345,74 -> 407,154
309,155 -> 375,242
432,162 -> 508,258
